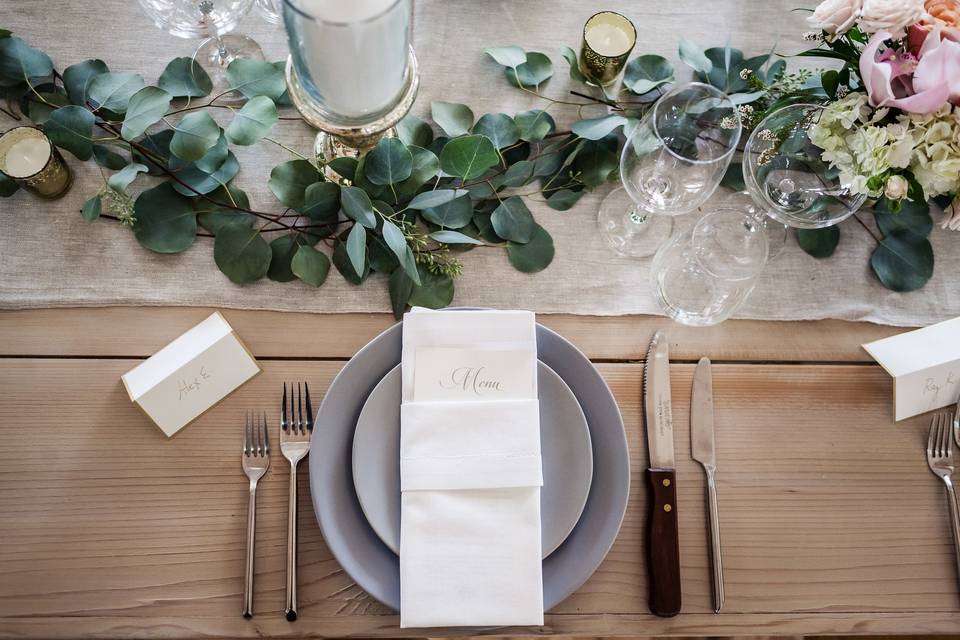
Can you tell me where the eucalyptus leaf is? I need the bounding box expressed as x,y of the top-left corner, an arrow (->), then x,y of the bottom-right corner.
225,95 -> 278,145
81,195 -> 101,221
678,37 -> 713,75
421,192 -> 473,228
573,138 -> 618,188
106,162 -> 148,192
397,114 -> 434,147
158,56 -> 213,98
133,182 -> 197,253
0,173 -> 18,197
381,219 -> 420,284
514,109 -> 556,142
44,105 -> 95,160
268,159 -> 321,209
560,45 -> 588,83
491,197 -> 535,243
302,181 -> 340,222
430,230 -> 484,245
870,230 -> 934,292
191,132 -> 228,173
505,51 -> 553,88
720,161 -> 745,191
24,90 -> 67,124
62,58 -> 108,105
388,268 -> 415,319
503,159 -> 535,187
623,55 -> 674,95
267,233 -> 306,282
87,72 -> 145,114
345,222 -> 367,276
226,58 -> 286,99
340,185 -> 377,228
197,208 -> 255,235
333,235 -> 370,284
395,145 -> 439,197
171,151 -> 240,196
407,188 -> 467,210
170,111 -> 220,161
431,101 -> 474,137
472,112 -> 520,149
438,135 -> 499,180
121,86 -> 172,140
365,137 -> 413,185
214,224 -> 272,284
408,266 -> 454,308
133,129 -> 173,175
327,156 -> 358,181
572,114 -> 628,140
546,188 -> 583,211
506,224 -> 554,273
0,37 -> 53,86
874,197 -> 932,238
291,245 -> 331,287
797,226 -> 839,258
92,144 -> 128,170
484,45 -> 527,68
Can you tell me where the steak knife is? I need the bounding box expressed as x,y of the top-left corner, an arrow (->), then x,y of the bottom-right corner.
643,330 -> 681,617
691,357 -> 724,613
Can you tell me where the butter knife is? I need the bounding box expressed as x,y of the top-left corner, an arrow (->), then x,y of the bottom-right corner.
691,357 -> 724,613
643,330 -> 681,617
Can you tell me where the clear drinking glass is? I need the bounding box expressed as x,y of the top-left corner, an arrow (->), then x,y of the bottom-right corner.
255,0 -> 282,24
138,0 -> 265,90
651,207 -> 768,326
597,82 -> 742,258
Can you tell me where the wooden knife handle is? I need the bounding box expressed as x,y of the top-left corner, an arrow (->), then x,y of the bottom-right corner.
647,468 -> 681,617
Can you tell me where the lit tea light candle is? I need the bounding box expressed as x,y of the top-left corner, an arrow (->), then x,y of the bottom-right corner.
286,0 -> 411,120
579,11 -> 637,87
0,126 -> 73,199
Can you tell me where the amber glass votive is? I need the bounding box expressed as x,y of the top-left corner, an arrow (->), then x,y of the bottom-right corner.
0,126 -> 73,199
578,11 -> 637,87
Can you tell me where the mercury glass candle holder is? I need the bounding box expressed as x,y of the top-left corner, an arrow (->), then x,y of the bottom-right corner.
0,126 -> 73,199
578,11 -> 637,87
282,0 -> 419,174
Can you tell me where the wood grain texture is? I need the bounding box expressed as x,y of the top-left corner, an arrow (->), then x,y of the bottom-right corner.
0,307 -> 907,361
1,356 -> 958,637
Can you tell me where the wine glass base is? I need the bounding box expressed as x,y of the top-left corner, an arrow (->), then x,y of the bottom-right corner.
597,187 -> 674,258
195,34 -> 265,103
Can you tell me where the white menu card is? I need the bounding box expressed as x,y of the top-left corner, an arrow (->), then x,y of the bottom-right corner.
121,312 -> 260,436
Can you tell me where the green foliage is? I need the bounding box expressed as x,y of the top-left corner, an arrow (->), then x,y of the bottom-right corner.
44,105 -> 95,160
623,55 -> 674,95
870,230 -> 934,292
121,86 -> 172,140
365,137 -> 413,185
214,224 -> 272,284
158,57 -> 212,98
472,113 -> 520,149
797,227 -> 840,258
133,183 -> 197,253
678,38 -> 713,75
170,111 -> 220,161
438,135 -> 499,180
291,244 -> 331,287
226,58 -> 286,100
431,101 -> 474,137
268,159 -> 321,209
87,72 -> 145,113
62,59 -> 108,105
225,95 -> 278,145
0,36 -> 52,84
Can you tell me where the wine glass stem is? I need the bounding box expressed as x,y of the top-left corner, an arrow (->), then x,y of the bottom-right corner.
214,35 -> 230,66
628,209 -> 648,225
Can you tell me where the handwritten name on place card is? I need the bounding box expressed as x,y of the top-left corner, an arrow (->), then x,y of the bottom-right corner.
413,348 -> 535,402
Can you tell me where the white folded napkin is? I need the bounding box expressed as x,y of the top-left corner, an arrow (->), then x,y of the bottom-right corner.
399,307 -> 544,628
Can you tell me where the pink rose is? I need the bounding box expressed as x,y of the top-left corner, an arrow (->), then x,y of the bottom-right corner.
808,0 -> 862,36
860,30 -> 951,112
912,26 -> 960,103
859,0 -> 925,39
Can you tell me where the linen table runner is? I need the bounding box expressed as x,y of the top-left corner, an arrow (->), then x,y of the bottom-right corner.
399,308 -> 544,627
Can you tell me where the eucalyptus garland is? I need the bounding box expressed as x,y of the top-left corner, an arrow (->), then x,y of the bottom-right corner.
0,29 -> 918,318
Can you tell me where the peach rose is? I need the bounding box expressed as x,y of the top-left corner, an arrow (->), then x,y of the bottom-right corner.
859,0 -> 925,39
808,0 -> 863,35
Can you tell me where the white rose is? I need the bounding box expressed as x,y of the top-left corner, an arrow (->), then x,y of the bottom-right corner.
859,0 -> 925,40
883,174 -> 909,200
808,0 -> 862,36
942,196 -> 960,231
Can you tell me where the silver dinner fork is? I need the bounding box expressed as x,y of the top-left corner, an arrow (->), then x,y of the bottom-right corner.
280,382 -> 313,622
927,410 -> 960,588
241,412 -> 270,619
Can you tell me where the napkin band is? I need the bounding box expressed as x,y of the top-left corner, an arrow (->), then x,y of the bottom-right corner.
400,399 -> 542,491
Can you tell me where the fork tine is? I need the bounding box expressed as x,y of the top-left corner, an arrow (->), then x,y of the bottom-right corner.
929,415 -> 937,456
945,412 -> 954,457
937,413 -> 947,458
941,412 -> 952,458
245,412 -> 252,456
263,412 -> 270,455
281,383 -> 288,431
305,382 -> 313,431
297,382 -> 304,433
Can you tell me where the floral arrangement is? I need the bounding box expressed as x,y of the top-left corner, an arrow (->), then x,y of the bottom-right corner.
799,0 -> 960,288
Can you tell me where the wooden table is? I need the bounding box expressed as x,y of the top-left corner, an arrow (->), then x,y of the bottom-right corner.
1,308 -> 959,638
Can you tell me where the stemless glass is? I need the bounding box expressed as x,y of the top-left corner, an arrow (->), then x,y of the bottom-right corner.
597,82 -> 741,258
138,0 -> 265,89
651,207 -> 768,326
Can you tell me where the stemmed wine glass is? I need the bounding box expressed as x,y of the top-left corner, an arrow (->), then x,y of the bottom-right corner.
138,0 -> 265,90
255,0 -> 282,24
651,103 -> 868,326
597,82 -> 742,258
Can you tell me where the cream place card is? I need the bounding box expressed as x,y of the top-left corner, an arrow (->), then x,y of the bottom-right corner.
412,347 -> 536,402
121,312 -> 260,437
863,317 -> 960,421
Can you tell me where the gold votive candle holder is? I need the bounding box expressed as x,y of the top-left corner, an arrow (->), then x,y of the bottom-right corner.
0,126 -> 73,199
578,11 -> 637,87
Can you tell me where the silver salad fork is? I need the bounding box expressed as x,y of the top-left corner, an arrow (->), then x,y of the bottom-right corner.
280,382 -> 314,621
241,412 -> 270,619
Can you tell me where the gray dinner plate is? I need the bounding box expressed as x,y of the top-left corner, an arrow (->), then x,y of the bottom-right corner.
309,318 -> 630,612
352,361 -> 593,558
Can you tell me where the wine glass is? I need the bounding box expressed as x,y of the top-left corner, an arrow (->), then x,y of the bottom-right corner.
138,0 -> 265,91
650,207 -> 768,326
255,0 -> 282,24
597,82 -> 742,258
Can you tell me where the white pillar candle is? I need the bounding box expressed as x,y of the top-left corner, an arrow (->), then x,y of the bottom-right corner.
3,136 -> 50,178
296,0 -> 410,120
585,19 -> 634,57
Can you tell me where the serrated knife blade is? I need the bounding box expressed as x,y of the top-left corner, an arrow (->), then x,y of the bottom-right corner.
642,330 -> 681,618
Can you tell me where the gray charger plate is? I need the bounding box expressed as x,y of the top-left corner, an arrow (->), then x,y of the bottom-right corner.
309,319 -> 630,611
352,361 -> 593,558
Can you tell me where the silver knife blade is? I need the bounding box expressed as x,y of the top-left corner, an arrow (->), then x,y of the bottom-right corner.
643,330 -> 674,469
691,357 -> 715,468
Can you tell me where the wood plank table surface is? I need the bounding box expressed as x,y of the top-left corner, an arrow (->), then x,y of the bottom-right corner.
2,308 -> 960,638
